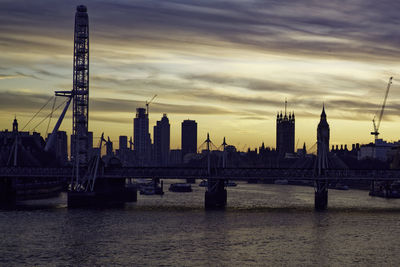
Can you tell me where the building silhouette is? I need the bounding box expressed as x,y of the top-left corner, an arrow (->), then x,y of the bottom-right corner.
134,107 -> 151,165
106,137 -> 113,157
317,104 -> 330,159
181,119 -> 197,159
115,135 -> 136,166
169,149 -> 182,166
276,101 -> 295,157
0,119 -> 59,167
119,136 -> 127,150
153,114 -> 170,166
46,131 -> 68,165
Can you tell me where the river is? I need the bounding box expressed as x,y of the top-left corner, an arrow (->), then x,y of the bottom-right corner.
1,182 -> 400,266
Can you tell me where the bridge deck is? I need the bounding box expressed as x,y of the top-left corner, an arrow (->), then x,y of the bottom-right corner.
1,167 -> 400,181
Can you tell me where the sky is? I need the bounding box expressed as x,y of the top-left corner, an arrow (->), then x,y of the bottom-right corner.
1,0 -> 400,151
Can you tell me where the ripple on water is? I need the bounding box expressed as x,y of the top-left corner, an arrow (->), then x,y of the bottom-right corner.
1,184 -> 400,266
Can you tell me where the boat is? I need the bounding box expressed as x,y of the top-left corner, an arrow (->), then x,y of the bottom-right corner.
199,180 -> 208,187
369,181 -> 400,198
169,183 -> 192,192
138,180 -> 164,195
274,179 -> 288,185
334,183 -> 349,190
140,187 -> 156,195
225,181 -> 237,187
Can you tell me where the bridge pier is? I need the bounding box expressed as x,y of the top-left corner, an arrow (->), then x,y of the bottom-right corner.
314,180 -> 328,211
0,178 -> 16,208
68,178 -> 137,208
205,179 -> 227,209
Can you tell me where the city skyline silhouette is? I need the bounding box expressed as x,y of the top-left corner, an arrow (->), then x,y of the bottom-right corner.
0,1 -> 399,150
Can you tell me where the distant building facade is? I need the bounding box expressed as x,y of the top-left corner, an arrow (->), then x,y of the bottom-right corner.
134,108 -> 151,165
119,136 -> 127,150
47,131 -> 68,165
153,114 -> 170,166
0,119 -> 58,167
358,139 -> 399,161
169,149 -> 182,166
181,119 -> 197,158
276,103 -> 295,157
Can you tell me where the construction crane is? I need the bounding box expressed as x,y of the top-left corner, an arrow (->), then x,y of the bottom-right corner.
371,77 -> 393,140
146,94 -> 157,115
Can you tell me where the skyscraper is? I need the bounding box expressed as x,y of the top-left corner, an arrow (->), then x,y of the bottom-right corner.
181,120 -> 197,158
154,114 -> 170,166
134,108 -> 151,165
119,136 -> 128,150
276,101 -> 295,157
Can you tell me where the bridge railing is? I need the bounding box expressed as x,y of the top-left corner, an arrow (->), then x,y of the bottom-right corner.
1,167 -> 400,180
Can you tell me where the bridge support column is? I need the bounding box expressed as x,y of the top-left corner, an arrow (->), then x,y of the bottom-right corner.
68,178 -> 137,208
0,178 -> 16,208
369,180 -> 375,196
205,179 -> 227,209
314,180 -> 328,211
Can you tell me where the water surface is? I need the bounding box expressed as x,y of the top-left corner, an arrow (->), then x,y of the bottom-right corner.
1,182 -> 400,266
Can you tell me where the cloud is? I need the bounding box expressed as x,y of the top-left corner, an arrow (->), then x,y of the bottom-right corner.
0,91 -> 52,111
240,116 -> 269,121
1,0 -> 400,147
34,69 -> 66,79
0,0 -> 399,63
0,72 -> 38,80
91,97 -> 234,115
1,89 -> 398,122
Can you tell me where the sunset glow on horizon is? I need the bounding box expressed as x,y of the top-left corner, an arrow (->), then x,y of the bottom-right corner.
1,0 -> 400,151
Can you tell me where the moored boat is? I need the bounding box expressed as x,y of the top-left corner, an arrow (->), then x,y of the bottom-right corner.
199,180 -> 208,187
169,183 -> 192,192
225,181 -> 237,187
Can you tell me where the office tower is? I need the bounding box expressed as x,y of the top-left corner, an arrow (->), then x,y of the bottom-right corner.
181,119 -> 197,158
154,114 -> 170,166
276,101 -> 295,157
134,107 -> 151,164
169,149 -> 182,166
119,136 -> 128,150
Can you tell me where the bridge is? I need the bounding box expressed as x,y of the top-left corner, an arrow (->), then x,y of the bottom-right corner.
0,166 -> 400,181
1,165 -> 399,210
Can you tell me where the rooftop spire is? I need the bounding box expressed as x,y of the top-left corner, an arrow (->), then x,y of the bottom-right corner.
321,102 -> 326,118
222,136 -> 227,146
12,117 -> 18,132
285,98 -> 287,116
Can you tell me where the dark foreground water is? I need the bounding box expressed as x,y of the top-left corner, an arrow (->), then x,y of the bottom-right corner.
1,182 -> 400,266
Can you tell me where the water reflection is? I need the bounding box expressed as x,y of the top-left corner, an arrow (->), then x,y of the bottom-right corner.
2,183 -> 400,265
